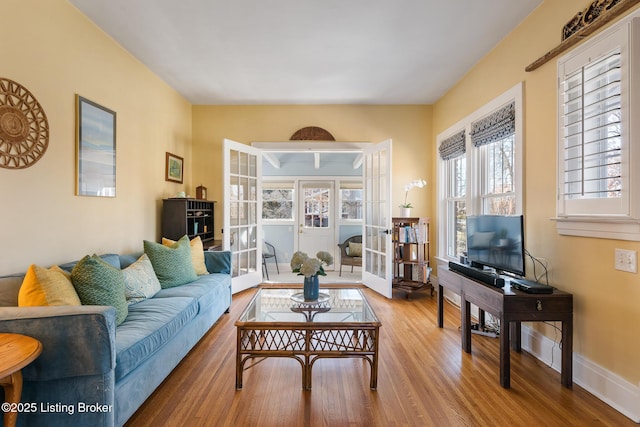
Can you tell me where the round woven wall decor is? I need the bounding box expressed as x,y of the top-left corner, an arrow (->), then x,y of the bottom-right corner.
0,78 -> 49,169
290,126 -> 335,141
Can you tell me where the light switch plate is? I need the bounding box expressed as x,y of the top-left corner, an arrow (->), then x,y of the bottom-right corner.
615,249 -> 637,273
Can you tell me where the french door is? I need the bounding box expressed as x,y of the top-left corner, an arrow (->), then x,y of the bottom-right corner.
362,140 -> 393,298
222,139 -> 392,297
223,139 -> 262,294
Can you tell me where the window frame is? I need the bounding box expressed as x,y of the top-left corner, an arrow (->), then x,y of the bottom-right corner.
437,82 -> 524,261
261,180 -> 295,223
338,180 -> 364,223
555,14 -> 640,240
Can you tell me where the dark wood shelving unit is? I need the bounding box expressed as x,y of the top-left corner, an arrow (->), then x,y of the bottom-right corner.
162,198 -> 216,249
392,217 -> 432,298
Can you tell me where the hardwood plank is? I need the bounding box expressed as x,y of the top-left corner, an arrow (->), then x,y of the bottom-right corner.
126,287 -> 634,426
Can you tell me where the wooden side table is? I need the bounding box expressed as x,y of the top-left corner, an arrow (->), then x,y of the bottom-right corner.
0,333 -> 43,427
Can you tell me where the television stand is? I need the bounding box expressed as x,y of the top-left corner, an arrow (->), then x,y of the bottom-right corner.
437,262 -> 573,389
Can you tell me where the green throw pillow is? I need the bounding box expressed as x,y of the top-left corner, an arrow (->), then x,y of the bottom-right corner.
71,254 -> 128,326
144,235 -> 198,288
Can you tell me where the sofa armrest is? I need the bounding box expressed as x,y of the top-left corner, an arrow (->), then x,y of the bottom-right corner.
0,305 -> 116,381
204,250 -> 232,274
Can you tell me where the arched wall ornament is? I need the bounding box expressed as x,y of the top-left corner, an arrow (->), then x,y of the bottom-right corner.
0,78 -> 49,169
290,126 -> 335,141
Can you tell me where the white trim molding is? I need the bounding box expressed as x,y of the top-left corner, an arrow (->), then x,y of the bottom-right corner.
522,325 -> 640,423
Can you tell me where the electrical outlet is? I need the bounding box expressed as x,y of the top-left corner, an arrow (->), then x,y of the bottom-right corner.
615,249 -> 637,273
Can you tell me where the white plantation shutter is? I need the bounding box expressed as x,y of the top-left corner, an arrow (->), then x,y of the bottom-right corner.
556,19 -> 638,220
560,49 -> 622,201
555,16 -> 640,240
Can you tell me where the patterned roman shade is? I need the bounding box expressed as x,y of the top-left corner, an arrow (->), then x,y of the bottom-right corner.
438,129 -> 466,160
471,101 -> 515,147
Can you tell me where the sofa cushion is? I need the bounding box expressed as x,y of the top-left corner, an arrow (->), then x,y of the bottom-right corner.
123,254 -> 161,304
162,236 -> 208,275
114,296 -> 198,381
18,265 -> 81,307
144,236 -> 198,288
0,274 -> 24,306
154,273 -> 231,313
71,255 -> 128,325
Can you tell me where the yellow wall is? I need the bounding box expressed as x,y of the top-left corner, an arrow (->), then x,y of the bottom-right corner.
192,104 -> 433,239
433,0 -> 640,384
0,0 -> 192,275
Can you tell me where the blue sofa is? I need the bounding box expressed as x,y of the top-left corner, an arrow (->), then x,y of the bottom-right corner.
0,250 -> 232,427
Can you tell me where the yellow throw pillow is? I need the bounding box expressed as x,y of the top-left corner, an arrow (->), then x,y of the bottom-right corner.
19,264 -> 82,306
348,242 -> 363,257
162,236 -> 208,275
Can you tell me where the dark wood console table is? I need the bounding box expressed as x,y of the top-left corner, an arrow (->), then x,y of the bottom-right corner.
437,263 -> 573,389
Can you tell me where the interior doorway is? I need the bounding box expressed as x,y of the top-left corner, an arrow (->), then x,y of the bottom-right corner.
225,140 -> 393,296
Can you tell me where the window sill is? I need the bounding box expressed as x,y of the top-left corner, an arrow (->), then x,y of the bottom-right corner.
552,217 -> 640,241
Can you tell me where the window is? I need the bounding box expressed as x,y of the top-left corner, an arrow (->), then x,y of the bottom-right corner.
556,16 -> 640,240
437,83 -> 523,260
440,130 -> 467,259
472,102 -> 516,215
340,182 -> 363,220
262,182 -> 294,220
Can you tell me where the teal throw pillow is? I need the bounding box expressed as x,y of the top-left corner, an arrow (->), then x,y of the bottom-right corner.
123,253 -> 161,304
144,235 -> 198,288
71,254 -> 128,326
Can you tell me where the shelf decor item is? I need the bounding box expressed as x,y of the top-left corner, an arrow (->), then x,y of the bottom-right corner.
399,179 -> 426,216
76,95 -> 116,197
0,78 -> 49,169
290,250 -> 333,301
196,185 -> 207,200
165,152 -> 183,183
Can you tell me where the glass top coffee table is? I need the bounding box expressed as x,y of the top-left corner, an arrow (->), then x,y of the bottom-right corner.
235,287 -> 381,390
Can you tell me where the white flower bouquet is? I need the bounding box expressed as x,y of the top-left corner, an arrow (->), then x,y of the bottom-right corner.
290,251 -> 334,278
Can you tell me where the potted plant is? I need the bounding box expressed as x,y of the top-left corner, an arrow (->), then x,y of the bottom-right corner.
399,179 -> 426,217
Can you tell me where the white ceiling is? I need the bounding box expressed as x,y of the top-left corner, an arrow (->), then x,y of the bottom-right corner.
68,0 -> 541,105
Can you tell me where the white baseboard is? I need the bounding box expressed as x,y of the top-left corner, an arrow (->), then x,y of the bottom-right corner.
522,325 -> 640,423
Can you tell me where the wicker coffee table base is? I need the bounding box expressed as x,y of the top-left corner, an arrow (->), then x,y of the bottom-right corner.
236,325 -> 379,390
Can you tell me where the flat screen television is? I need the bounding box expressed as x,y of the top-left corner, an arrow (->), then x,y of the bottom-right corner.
466,215 -> 525,277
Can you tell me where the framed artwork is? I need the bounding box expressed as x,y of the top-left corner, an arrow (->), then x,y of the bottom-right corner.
165,152 -> 183,183
76,95 -> 116,197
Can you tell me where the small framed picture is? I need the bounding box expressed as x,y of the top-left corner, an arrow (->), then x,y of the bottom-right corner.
165,152 -> 183,183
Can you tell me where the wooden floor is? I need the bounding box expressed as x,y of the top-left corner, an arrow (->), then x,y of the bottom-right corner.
126,287 -> 633,427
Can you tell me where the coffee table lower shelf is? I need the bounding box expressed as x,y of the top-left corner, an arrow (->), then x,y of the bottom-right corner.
236,326 -> 379,391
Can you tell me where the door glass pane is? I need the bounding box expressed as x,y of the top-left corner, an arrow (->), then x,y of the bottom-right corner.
230,150 -> 239,175
249,154 -> 257,178
238,201 -> 248,226
230,176 -> 239,201
249,177 -> 257,201
303,186 -> 330,228
238,226 -> 248,251
239,152 -> 248,176
230,202 -> 239,226
249,225 -> 257,250
249,251 -> 256,273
